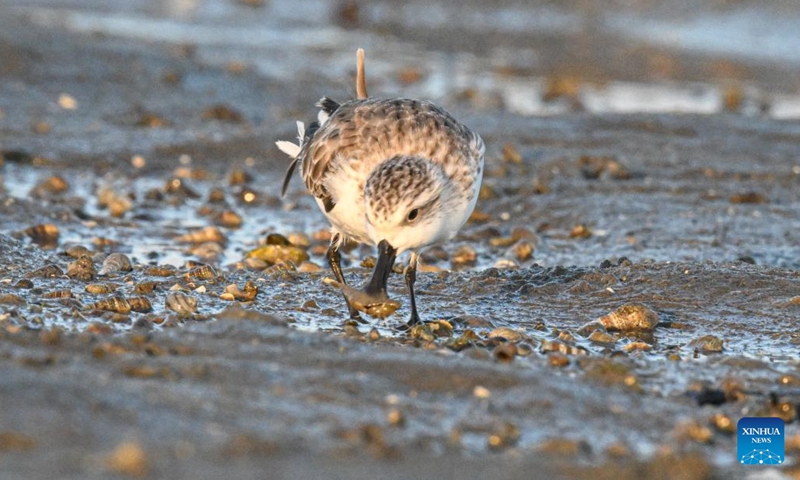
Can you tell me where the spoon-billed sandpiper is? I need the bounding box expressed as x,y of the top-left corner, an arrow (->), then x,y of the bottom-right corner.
278,49 -> 484,327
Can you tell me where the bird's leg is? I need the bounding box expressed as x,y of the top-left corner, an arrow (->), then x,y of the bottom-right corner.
404,251 -> 421,327
326,233 -> 362,321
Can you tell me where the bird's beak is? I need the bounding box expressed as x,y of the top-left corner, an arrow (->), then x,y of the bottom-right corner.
363,239 -> 397,297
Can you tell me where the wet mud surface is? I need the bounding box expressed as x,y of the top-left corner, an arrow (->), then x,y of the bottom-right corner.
2,0 -> 800,478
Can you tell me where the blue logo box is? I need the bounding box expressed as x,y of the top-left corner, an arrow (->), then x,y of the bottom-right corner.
738,417 -> 784,465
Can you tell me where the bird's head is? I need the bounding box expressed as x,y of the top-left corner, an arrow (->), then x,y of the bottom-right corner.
364,155 -> 463,254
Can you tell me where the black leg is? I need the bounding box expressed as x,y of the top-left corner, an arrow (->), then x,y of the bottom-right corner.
405,252 -> 420,326
326,234 -> 362,321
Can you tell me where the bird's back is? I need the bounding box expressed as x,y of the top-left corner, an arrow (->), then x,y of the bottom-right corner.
299,98 -> 485,208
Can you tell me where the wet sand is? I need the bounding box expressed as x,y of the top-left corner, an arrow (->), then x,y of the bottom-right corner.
1,1 -> 800,478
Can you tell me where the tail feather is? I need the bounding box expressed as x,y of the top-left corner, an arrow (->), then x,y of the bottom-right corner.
277,121 -> 306,196
316,97 -> 340,125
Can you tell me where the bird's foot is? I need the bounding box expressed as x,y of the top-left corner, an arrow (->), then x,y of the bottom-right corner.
323,278 -> 401,319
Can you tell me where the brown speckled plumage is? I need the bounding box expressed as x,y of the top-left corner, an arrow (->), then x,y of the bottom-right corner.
300,98 -> 482,211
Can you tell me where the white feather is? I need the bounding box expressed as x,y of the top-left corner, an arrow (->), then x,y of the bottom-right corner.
317,109 -> 330,126
276,120 -> 306,158
276,141 -> 301,158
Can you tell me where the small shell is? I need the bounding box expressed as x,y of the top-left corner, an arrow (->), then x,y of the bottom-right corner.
24,224 -> 59,247
0,294 -> 27,305
689,335 -> 724,353
166,292 -> 197,316
597,303 -> 659,332
222,281 -> 258,302
186,264 -> 217,280
65,245 -> 92,258
175,226 -> 226,244
487,327 -> 524,342
246,244 -> 309,265
85,283 -> 117,294
67,255 -> 96,281
207,188 -> 226,203
97,186 -> 133,218
188,241 -> 224,260
215,210 -> 242,229
98,253 -> 133,276
43,289 -> 73,299
144,265 -> 177,277
451,245 -> 477,266
493,343 -> 518,363
511,241 -> 534,262
25,264 -> 64,279
87,295 -> 131,314
540,339 -> 588,356
29,175 -> 69,198
128,297 -> 153,313
133,281 -> 159,295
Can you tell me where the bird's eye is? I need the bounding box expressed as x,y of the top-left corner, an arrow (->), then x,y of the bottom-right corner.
407,208 -> 420,222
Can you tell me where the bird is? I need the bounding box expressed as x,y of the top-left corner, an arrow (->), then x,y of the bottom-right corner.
277,49 -> 484,327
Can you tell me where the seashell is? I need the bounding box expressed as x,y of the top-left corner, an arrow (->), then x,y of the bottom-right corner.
588,330 -> 616,344
215,210 -> 242,229
265,233 -> 291,246
623,341 -> 651,353
29,175 -> 69,198
128,297 -> 153,313
409,324 -> 435,342
247,244 -> 308,265
296,261 -> 322,273
444,335 -> 474,352
164,177 -> 200,198
25,264 -> 64,279
43,290 -> 72,299
689,335 -> 724,353
87,295 -> 131,314
487,327 -> 524,342
96,186 -> 133,218
596,303 -> 659,332
558,331 -> 576,343
175,226 -> 226,244
65,244 -> 92,258
569,224 -> 592,239
144,265 -> 177,277
511,240 -> 534,262
222,281 -> 258,302
92,237 -> 121,251
242,257 -> 268,270
166,292 -> 197,316
186,264 -> 217,280
228,167 -> 251,185
189,241 -> 224,261
85,283 -> 117,294
13,279 -> 34,289
540,339 -> 588,356
493,342 -> 518,363
24,224 -> 59,247
67,255 -> 96,281
207,187 -> 226,203
451,245 -> 477,266
98,253 -> 133,276
0,294 -> 27,305
286,232 -> 311,248
133,281 -> 159,295
492,259 -> 518,269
